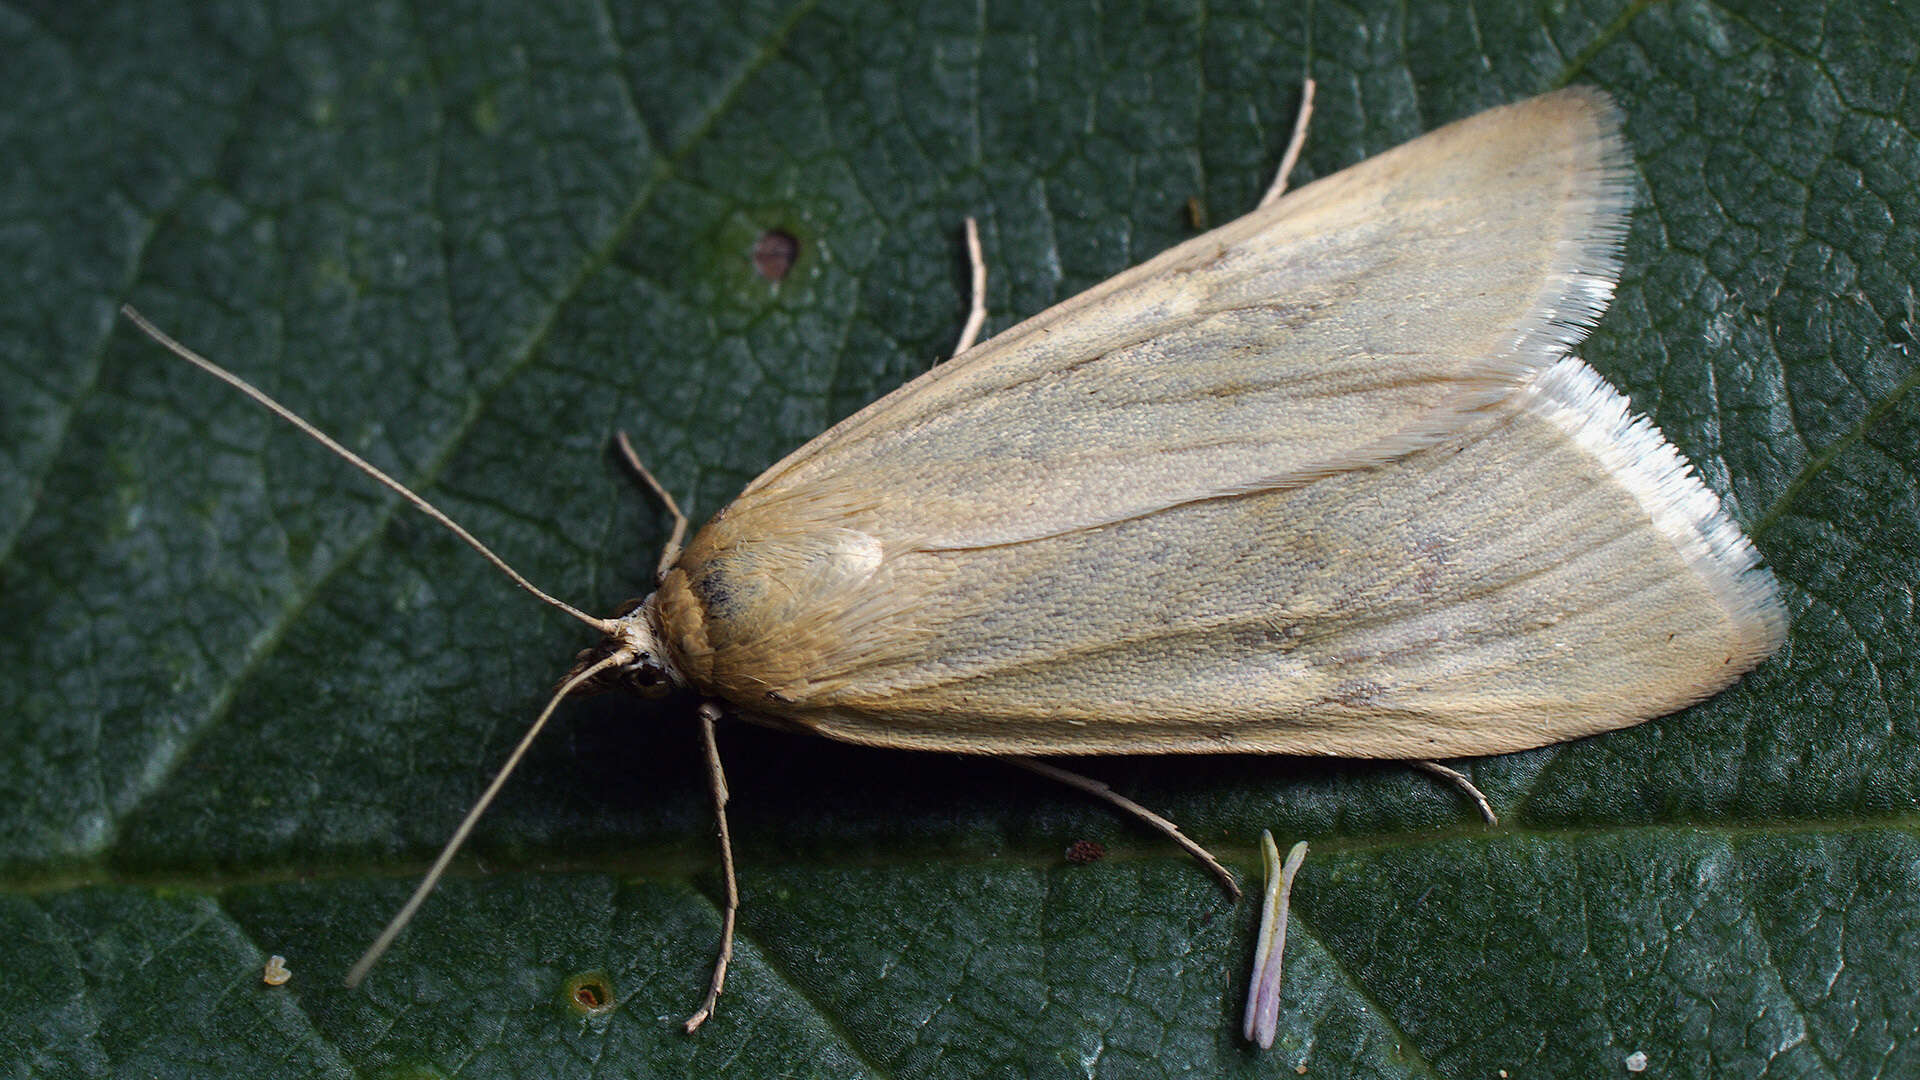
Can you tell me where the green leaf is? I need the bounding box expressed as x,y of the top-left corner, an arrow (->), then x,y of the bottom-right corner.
3,0 -> 1916,1076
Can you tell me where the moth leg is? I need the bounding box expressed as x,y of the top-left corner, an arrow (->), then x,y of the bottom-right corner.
1257,77 -> 1318,208
951,216 -> 988,358
1413,760 -> 1499,825
615,430 -> 690,580
1004,757 -> 1241,900
684,702 -> 739,1034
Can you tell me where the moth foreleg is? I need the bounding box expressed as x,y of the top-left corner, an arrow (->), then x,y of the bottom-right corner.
1258,78 -> 1318,209
951,216 -> 988,358
615,430 -> 690,580
1412,759 -> 1498,825
683,702 -> 739,1034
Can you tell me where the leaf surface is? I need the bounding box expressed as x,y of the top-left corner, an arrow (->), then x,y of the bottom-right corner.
3,0 -> 1916,1076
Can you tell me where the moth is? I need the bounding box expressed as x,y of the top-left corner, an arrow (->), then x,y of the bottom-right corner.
124,84 -> 1786,1032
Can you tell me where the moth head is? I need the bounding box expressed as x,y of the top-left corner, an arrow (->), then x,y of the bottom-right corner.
562,595 -> 684,698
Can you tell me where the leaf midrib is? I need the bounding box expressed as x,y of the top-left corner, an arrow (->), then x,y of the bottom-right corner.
9,815 -> 1917,897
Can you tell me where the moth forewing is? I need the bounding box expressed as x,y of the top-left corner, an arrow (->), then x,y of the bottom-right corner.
670,352 -> 1783,757
732,88 -> 1633,551
651,87 -> 1780,758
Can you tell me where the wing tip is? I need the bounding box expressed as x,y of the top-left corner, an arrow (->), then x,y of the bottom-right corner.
1517,356 -> 1789,666
1497,86 -> 1639,385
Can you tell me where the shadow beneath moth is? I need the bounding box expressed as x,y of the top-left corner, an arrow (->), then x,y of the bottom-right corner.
122,84 -> 1786,1033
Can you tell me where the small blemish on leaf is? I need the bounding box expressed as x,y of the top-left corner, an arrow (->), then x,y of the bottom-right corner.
471,91 -> 501,135
1065,839 -> 1107,864
1887,304 -> 1915,352
753,229 -> 800,281
563,971 -> 618,1016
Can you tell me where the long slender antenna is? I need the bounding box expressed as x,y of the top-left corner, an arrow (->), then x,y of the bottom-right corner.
345,646 -> 638,987
119,305 -> 612,635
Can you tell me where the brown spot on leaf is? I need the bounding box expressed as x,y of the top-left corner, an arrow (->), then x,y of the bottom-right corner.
1065,839 -> 1107,864
563,971 -> 618,1016
753,229 -> 800,281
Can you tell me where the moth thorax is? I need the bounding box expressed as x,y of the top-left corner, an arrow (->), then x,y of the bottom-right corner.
653,566 -> 714,685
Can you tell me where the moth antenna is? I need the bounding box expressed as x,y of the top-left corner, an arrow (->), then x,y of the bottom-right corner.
118,305 -> 612,635
344,646 -> 638,988
682,701 -> 738,1033
1259,77 -> 1317,208
1004,757 -> 1241,900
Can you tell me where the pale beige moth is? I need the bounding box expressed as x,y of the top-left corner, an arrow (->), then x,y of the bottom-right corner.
123,86 -> 1786,1031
